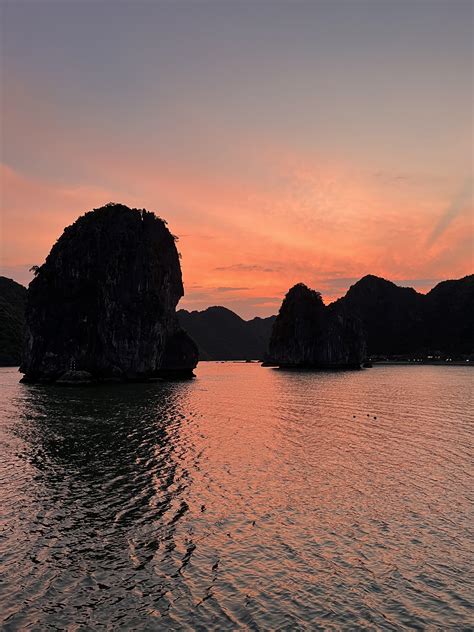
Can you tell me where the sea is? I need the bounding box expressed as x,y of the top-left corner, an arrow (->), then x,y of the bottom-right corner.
1,363 -> 472,630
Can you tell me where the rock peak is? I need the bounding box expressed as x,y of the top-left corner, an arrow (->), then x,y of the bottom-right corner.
282,283 -> 324,308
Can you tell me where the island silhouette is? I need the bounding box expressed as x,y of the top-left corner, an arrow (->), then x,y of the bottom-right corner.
0,203 -> 472,377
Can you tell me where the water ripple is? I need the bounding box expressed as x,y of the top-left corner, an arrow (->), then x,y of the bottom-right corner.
0,364 -> 472,630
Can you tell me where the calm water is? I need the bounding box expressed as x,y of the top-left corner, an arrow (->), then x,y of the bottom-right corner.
1,363 -> 472,630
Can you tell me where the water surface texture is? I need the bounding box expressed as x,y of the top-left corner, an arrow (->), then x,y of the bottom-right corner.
1,364 -> 472,630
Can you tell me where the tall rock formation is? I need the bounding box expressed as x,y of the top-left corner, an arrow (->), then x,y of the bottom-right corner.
268,283 -> 366,368
20,203 -> 198,382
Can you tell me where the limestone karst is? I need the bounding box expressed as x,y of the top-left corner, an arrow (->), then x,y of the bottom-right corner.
20,203 -> 198,382
268,283 -> 366,368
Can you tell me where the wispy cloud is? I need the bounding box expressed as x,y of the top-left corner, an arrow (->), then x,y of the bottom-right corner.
426,178 -> 473,247
214,263 -> 282,273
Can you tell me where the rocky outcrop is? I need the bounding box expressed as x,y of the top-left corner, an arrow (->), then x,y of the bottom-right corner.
9,268 -> 474,370
0,277 -> 27,366
20,203 -> 198,383
268,283 -> 366,368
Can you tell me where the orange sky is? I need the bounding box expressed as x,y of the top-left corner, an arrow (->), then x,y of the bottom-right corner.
1,1 -> 472,318
2,152 -> 472,317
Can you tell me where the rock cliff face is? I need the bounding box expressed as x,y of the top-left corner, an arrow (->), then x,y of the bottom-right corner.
20,203 -> 198,382
268,283 -> 366,368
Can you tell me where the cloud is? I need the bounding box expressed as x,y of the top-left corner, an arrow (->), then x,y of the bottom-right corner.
426,178 -> 473,247
373,171 -> 411,182
214,263 -> 281,273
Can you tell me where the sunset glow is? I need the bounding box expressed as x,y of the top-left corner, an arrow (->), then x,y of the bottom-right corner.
1,1 -> 472,317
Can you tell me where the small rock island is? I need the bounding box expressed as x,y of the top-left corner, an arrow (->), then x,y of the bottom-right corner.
20,203 -> 198,383
268,283 -> 366,369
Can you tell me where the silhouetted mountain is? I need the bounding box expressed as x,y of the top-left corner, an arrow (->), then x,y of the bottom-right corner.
335,275 -> 424,355
268,283 -> 366,368
177,307 -> 276,360
335,274 -> 474,356
423,275 -> 474,355
1,270 -> 472,367
0,277 -> 27,366
20,203 -> 198,383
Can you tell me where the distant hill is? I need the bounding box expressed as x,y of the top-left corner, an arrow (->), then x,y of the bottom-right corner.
334,275 -> 424,355
334,274 -> 474,356
0,277 -> 27,366
177,307 -> 276,360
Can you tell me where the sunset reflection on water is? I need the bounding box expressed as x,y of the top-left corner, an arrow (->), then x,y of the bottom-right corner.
1,363 -> 472,629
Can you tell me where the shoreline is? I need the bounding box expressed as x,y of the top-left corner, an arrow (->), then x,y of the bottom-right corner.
1,360 -> 472,371
371,360 -> 472,367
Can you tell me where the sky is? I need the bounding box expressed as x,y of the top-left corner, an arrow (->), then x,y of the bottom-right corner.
1,0 -> 472,318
